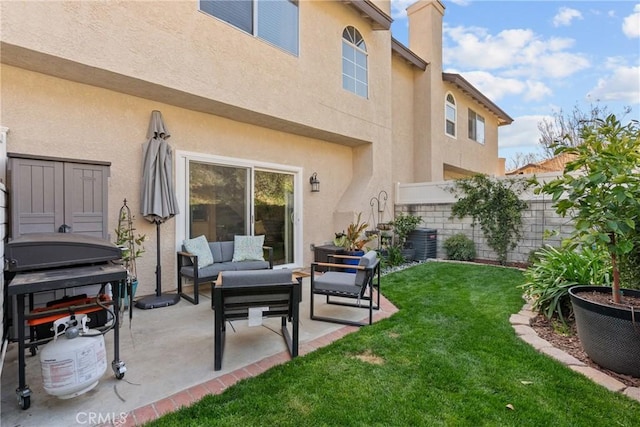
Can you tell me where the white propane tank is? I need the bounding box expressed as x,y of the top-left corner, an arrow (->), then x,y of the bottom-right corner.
39,314 -> 107,399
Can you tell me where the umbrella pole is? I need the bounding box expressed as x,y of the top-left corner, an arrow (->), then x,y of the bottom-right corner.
134,220 -> 180,309
156,221 -> 161,296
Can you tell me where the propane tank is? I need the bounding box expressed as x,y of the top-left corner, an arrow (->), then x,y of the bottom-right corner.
39,314 -> 107,399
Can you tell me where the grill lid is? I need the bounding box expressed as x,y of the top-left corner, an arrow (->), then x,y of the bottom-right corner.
5,233 -> 122,272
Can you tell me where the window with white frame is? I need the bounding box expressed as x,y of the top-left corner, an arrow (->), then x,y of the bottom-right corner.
200,0 -> 299,56
468,109 -> 485,144
445,93 -> 456,137
342,26 -> 368,98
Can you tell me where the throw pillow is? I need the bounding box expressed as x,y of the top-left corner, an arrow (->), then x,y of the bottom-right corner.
183,235 -> 214,268
232,235 -> 265,262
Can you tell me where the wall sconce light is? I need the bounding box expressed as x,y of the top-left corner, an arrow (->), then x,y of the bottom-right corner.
309,172 -> 320,192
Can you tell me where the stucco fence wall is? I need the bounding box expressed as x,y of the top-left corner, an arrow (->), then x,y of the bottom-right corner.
394,174 -> 575,265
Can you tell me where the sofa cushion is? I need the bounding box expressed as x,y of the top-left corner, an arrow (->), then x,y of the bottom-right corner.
313,271 -> 357,293
358,251 -> 378,268
220,269 -> 292,287
209,242 -> 223,263
234,260 -> 271,271
181,263 -> 232,281
183,235 -> 214,268
232,235 -> 265,262
220,241 -> 235,262
355,250 -> 378,284
180,260 -> 271,281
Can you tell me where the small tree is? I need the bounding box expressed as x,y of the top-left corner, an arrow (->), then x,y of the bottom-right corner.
449,174 -> 532,265
536,103 -> 629,157
536,114 -> 640,304
391,213 -> 422,248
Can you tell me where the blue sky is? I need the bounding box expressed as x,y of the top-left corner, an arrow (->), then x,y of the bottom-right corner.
389,0 -> 640,166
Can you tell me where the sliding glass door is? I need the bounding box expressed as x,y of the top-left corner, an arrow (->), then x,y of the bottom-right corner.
254,170 -> 295,265
186,160 -> 297,267
189,162 -> 249,241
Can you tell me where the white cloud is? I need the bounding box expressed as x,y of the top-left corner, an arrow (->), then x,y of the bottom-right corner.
553,7 -> 583,27
622,4 -> 640,38
443,25 -> 590,80
524,81 -> 553,102
390,0 -> 414,20
587,64 -> 640,104
453,71 -> 525,101
498,115 -> 549,155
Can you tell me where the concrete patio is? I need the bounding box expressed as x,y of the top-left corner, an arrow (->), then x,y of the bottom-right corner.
1,277 -> 398,426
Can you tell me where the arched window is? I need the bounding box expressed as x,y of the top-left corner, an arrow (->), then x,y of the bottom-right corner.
342,26 -> 368,98
445,93 -> 456,137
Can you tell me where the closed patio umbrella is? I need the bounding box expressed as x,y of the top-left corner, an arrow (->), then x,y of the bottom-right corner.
136,110 -> 181,309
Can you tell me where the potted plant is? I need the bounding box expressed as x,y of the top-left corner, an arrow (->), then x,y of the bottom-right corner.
334,213 -> 376,272
536,114 -> 640,376
334,212 -> 376,253
391,213 -> 422,261
115,207 -> 147,306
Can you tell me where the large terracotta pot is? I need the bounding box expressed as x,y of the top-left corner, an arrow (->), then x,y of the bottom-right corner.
569,285 -> 640,377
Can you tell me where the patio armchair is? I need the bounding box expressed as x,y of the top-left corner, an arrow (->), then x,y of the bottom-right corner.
213,269 -> 300,371
310,250 -> 380,327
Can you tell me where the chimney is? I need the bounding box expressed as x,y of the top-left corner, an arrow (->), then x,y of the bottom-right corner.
407,0 -> 445,74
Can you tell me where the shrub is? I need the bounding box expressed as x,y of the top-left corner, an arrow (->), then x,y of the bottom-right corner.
619,243 -> 640,290
382,245 -> 405,268
443,234 -> 476,261
521,245 -> 612,325
527,247 -> 549,266
391,213 -> 422,248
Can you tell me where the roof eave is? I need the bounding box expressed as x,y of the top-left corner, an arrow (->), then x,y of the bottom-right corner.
391,38 -> 428,70
442,73 -> 513,125
342,0 -> 393,30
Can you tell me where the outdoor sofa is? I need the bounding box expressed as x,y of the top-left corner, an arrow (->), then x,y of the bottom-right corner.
177,235 -> 273,305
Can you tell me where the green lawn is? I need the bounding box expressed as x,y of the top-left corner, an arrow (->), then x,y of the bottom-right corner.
150,262 -> 640,426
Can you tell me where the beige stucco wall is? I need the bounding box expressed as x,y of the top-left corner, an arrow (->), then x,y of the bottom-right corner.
391,56 -> 418,186
1,64 -> 355,296
439,83 -> 502,177
0,1 -> 390,147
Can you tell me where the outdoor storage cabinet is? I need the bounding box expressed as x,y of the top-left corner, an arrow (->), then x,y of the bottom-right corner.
8,153 -> 110,239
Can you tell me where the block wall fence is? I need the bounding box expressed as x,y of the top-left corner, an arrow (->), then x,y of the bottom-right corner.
394,175 -> 575,265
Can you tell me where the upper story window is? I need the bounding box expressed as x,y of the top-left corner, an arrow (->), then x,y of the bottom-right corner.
342,26 -> 368,98
468,109 -> 485,144
200,0 -> 299,56
445,93 -> 456,137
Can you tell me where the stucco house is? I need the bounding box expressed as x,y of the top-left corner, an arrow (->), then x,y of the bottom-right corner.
0,0 -> 512,298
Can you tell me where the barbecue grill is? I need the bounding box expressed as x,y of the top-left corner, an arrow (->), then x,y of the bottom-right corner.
5,232 -> 128,410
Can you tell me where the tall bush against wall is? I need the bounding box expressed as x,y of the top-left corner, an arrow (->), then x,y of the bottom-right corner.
448,174 -> 532,265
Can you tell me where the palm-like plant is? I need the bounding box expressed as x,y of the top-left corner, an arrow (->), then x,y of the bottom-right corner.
334,212 -> 376,251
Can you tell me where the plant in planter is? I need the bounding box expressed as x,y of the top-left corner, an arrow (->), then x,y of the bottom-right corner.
535,114 -> 640,376
115,204 -> 147,306
334,212 -> 376,253
391,213 -> 422,261
334,213 -> 377,273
